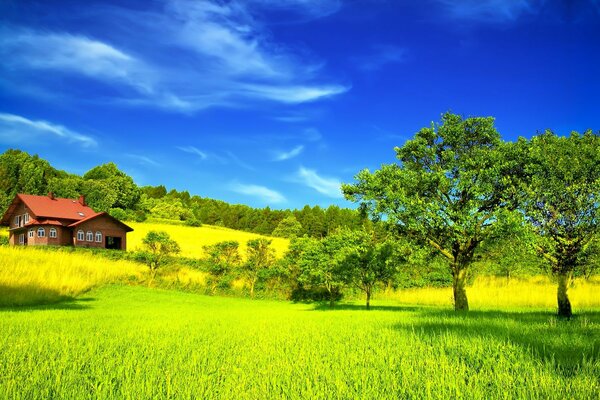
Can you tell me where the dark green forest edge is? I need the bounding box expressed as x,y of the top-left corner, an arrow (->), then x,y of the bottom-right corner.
2,113 -> 599,318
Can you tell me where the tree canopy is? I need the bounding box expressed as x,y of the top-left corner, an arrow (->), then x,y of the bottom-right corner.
343,113 -> 521,311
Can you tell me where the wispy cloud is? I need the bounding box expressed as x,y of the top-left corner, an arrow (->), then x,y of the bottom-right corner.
435,0 -> 541,23
226,151 -> 255,171
230,182 -> 286,204
177,146 -> 208,160
273,145 -> 304,161
296,166 -> 342,198
126,154 -> 160,167
0,0 -> 349,112
355,44 -> 407,72
0,112 -> 97,147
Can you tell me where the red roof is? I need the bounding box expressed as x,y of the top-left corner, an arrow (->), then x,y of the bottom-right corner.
16,194 -> 97,220
68,212 -> 133,232
1,194 -> 98,225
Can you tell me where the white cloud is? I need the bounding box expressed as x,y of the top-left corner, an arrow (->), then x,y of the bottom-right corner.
177,146 -> 208,160
297,167 -> 342,198
435,0 -> 540,23
0,0 -> 348,112
273,145 -> 304,161
230,182 -> 286,204
0,112 -> 97,147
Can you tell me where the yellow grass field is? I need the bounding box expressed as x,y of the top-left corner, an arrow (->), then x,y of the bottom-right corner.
382,275 -> 600,310
0,246 -> 144,306
126,221 -> 289,259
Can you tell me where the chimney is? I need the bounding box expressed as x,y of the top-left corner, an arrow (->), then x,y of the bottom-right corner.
48,192 -> 55,200
78,195 -> 86,206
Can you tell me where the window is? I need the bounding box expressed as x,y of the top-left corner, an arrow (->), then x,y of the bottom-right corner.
37,227 -> 45,237
24,213 -> 30,224
95,231 -> 102,243
14,215 -> 21,227
28,229 -> 34,238
49,228 -> 57,238
86,231 -> 93,241
19,234 -> 25,244
77,230 -> 84,241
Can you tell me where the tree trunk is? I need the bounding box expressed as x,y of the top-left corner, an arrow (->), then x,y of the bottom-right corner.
365,287 -> 371,310
250,277 -> 257,298
452,265 -> 469,311
557,272 -> 572,318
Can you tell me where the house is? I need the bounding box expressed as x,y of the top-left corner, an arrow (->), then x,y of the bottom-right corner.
0,193 -> 133,250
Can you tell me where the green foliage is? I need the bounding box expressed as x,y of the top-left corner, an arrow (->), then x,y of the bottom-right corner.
520,131 -> 600,317
343,113 -> 521,311
0,149 -> 61,211
82,162 -> 141,211
272,215 -> 303,238
203,241 -> 241,293
243,238 -> 276,297
140,231 -> 181,277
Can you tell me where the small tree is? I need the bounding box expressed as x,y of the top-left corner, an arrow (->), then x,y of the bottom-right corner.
330,229 -> 401,309
272,215 -> 303,238
520,131 -> 600,317
203,241 -> 241,294
243,238 -> 276,297
295,235 -> 349,307
141,231 -> 180,279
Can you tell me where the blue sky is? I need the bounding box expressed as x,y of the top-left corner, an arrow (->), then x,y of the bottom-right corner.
1,0 -> 599,209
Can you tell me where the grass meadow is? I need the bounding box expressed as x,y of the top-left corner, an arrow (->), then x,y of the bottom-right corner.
1,285 -> 599,399
1,225 -> 600,399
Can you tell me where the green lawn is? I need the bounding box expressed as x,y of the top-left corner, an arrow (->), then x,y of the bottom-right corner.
1,285 -> 599,399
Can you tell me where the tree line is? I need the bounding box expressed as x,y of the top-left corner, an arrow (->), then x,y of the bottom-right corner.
0,150 -> 363,238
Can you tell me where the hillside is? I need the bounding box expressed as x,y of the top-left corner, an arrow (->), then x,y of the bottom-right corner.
126,220 -> 289,259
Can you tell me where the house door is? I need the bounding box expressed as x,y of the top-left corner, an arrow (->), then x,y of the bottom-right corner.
105,236 -> 122,250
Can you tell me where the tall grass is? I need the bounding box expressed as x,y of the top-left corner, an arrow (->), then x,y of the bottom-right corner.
0,246 -> 144,306
127,221 -> 289,259
0,285 -> 598,399
383,275 -> 600,310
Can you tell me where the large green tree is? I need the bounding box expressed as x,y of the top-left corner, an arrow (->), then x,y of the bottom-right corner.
243,238 -> 276,297
343,113 -> 521,311
521,131 -> 600,317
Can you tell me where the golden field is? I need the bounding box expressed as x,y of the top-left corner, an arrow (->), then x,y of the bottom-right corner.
383,275 -> 600,310
0,246 -> 144,306
126,221 -> 289,259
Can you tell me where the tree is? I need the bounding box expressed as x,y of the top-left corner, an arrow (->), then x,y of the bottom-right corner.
333,229 -> 400,309
83,162 -> 140,210
141,231 -> 181,279
520,131 -> 600,317
203,241 -> 241,294
343,113 -> 521,311
272,215 -> 303,238
243,238 -> 276,297
294,235 -> 349,307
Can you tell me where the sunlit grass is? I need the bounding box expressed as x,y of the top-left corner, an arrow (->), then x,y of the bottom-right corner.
127,221 -> 289,259
0,285 -> 598,399
0,246 -> 144,306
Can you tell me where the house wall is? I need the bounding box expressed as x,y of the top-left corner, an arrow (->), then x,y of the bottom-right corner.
73,216 -> 128,250
8,202 -> 32,230
25,226 -> 72,246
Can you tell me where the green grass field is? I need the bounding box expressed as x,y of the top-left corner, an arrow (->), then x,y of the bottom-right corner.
2,224 -> 600,399
1,285 -> 598,399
